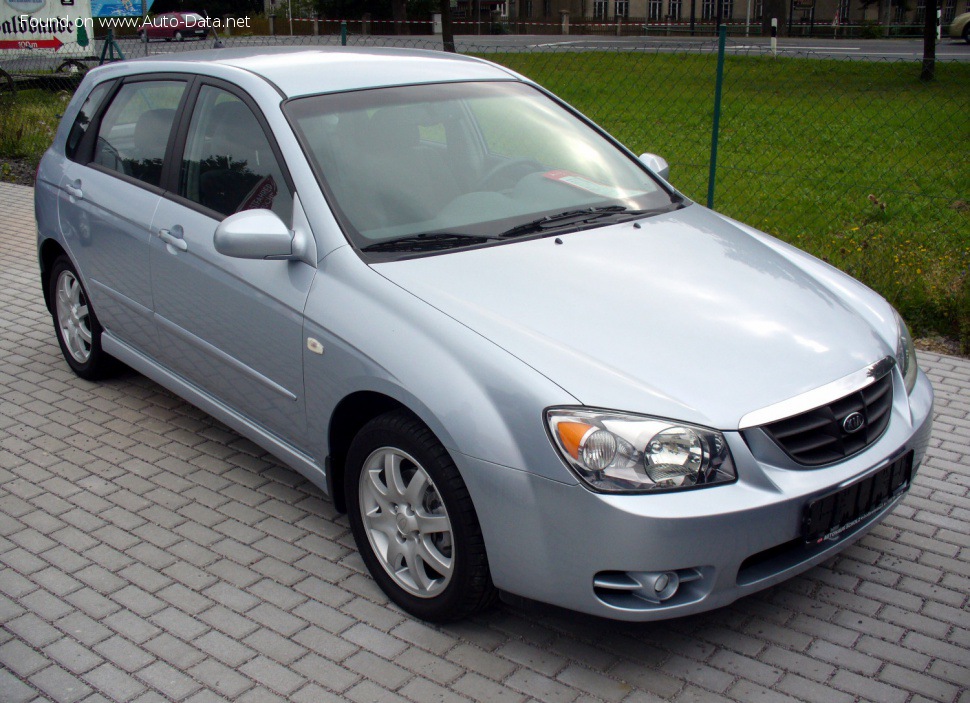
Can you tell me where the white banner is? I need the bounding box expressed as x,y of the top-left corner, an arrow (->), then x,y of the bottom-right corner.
1,0 -> 94,58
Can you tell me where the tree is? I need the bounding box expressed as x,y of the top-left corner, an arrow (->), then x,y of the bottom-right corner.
921,0 -> 938,80
761,0 -> 787,35
391,0 -> 409,33
440,0 -> 454,52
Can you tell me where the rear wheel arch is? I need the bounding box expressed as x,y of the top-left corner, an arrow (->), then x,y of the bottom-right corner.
39,239 -> 69,313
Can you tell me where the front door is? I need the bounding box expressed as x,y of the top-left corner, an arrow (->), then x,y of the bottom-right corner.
149,83 -> 313,447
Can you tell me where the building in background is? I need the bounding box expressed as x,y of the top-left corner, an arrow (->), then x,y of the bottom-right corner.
496,0 -> 969,31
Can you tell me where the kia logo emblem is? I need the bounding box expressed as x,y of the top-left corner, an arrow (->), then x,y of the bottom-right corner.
843,412 -> 865,434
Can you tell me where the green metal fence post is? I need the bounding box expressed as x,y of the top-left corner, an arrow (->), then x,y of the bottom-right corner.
98,28 -> 125,65
341,21 -> 347,46
707,25 -> 727,209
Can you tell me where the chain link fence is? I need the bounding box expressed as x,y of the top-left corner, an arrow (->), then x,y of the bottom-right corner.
2,31 -> 968,346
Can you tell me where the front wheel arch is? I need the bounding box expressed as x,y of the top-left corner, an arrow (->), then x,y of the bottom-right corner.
344,408 -> 497,621
327,391 -> 408,513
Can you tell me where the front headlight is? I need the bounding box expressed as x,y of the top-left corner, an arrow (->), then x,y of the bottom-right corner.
546,408 -> 736,493
893,309 -> 918,395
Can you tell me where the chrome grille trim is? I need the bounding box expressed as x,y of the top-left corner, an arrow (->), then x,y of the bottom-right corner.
759,371 -> 894,466
738,356 -> 895,430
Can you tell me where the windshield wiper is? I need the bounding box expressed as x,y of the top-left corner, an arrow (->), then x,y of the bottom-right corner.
362,232 -> 500,253
498,204 -> 680,239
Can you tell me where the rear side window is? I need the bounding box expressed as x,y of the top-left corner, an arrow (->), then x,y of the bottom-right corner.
178,85 -> 292,224
93,80 -> 187,188
66,82 -> 113,161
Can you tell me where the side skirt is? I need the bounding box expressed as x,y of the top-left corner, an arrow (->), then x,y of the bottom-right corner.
102,332 -> 330,497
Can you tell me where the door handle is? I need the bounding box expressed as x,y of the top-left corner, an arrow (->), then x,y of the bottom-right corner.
65,180 -> 83,200
158,226 -> 187,252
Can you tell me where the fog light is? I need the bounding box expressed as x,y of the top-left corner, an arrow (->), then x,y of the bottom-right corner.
638,571 -> 680,603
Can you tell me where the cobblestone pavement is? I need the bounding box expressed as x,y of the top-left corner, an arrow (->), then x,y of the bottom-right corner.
1,181 -> 968,703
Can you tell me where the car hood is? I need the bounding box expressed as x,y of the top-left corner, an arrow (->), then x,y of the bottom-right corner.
372,205 -> 895,430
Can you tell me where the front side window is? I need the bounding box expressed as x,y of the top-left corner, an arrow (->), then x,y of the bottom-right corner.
93,80 -> 186,187
286,81 -> 676,256
178,86 -> 292,224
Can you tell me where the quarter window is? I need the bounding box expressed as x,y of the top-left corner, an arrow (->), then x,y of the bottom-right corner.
93,80 -> 186,187
66,81 -> 113,161
178,86 -> 292,223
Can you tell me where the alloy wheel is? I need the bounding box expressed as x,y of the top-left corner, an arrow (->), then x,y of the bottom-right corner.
55,269 -> 92,364
358,447 -> 455,598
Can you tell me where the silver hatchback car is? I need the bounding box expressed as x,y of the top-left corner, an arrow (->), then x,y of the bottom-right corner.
35,47 -> 933,622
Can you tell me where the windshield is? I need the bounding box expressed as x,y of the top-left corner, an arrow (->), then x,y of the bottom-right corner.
285,81 -> 676,255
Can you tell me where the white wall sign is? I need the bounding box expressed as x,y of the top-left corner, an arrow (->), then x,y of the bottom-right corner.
1,0 -> 94,57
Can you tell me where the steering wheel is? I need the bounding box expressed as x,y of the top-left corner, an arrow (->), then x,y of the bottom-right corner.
476,158 -> 542,191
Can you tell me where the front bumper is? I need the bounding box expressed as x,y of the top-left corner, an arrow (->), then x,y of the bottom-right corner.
458,369 -> 933,621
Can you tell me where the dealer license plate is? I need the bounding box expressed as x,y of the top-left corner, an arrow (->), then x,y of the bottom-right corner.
802,452 -> 913,544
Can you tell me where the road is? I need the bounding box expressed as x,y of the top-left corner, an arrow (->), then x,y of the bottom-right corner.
464,35 -> 970,60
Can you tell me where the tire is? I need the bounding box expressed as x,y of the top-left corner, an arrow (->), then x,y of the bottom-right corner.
49,256 -> 115,380
174,31 -> 184,42
0,68 -> 14,94
345,410 -> 496,622
55,59 -> 81,74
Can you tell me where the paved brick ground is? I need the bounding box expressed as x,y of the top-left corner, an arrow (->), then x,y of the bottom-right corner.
1,180 -> 968,703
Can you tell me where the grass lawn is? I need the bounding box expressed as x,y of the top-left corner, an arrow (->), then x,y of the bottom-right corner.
486,51 -> 970,345
3,53 -> 968,344
0,89 -> 70,164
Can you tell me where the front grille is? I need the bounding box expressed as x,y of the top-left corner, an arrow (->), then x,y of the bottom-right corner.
761,371 -> 893,466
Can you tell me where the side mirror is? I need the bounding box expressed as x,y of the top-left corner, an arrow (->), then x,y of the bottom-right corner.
214,209 -> 294,260
639,153 -> 670,182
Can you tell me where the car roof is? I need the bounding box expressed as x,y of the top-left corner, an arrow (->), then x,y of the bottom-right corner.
123,46 -> 521,98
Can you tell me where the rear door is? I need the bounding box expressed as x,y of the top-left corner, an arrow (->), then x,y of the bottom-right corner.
57,76 -> 190,353
149,81 -> 313,447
